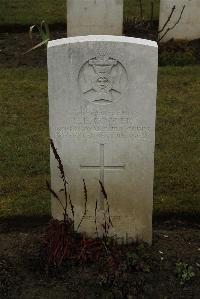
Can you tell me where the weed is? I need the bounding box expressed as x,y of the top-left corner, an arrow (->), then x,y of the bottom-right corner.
175,261 -> 195,285
44,139 -> 116,270
24,20 -> 50,54
125,250 -> 150,273
43,139 -> 151,275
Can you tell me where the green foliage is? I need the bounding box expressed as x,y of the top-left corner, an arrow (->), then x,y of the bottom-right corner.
159,40 -> 200,66
137,243 -> 145,255
125,243 -> 149,270
125,251 -> 150,273
126,252 -> 140,267
175,262 -> 195,285
24,21 -> 50,54
159,51 -> 198,66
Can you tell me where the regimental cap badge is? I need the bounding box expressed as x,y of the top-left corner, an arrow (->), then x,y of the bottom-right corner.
79,55 -> 128,105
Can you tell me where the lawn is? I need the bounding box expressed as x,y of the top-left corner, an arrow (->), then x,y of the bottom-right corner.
155,66 -> 200,219
0,69 -> 50,217
0,66 -> 199,219
0,0 -> 160,26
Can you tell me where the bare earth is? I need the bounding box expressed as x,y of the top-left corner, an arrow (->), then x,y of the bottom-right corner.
0,219 -> 199,298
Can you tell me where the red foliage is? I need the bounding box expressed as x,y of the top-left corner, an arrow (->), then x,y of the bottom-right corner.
43,219 -> 123,269
43,219 -> 75,266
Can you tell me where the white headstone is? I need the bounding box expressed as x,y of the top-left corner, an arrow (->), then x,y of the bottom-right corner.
67,0 -> 123,37
159,0 -> 200,42
48,36 -> 158,244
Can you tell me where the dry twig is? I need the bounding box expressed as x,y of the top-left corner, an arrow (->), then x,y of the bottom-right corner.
158,5 -> 186,42
77,179 -> 88,231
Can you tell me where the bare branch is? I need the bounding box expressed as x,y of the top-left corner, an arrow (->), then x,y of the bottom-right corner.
94,197 -> 99,237
50,138 -> 69,215
46,180 -> 65,211
77,179 -> 88,231
68,193 -> 74,224
150,1 -> 154,26
99,180 -> 113,228
139,0 -> 143,19
158,5 -> 176,34
158,5 -> 186,43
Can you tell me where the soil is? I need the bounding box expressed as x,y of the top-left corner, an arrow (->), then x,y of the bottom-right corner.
0,219 -> 199,299
1,21 -> 157,69
0,30 -> 65,68
1,23 -> 199,69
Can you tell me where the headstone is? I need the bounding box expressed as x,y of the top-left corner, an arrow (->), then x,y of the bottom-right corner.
67,0 -> 123,37
48,36 -> 158,244
159,0 -> 200,42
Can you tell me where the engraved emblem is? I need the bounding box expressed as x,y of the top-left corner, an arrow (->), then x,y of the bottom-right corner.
78,56 -> 128,105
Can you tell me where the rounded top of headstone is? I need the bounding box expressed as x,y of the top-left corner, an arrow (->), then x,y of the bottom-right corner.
48,35 -> 158,49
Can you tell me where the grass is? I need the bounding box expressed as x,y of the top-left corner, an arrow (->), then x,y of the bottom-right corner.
0,66 -> 199,219
155,66 -> 200,218
124,0 -> 160,20
0,68 -> 50,217
0,0 -> 160,26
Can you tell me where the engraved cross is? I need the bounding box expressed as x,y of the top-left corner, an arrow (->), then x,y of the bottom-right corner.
80,144 -> 125,209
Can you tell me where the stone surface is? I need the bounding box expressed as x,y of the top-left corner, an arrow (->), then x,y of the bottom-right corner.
159,0 -> 200,42
48,36 -> 158,244
67,0 -> 123,37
